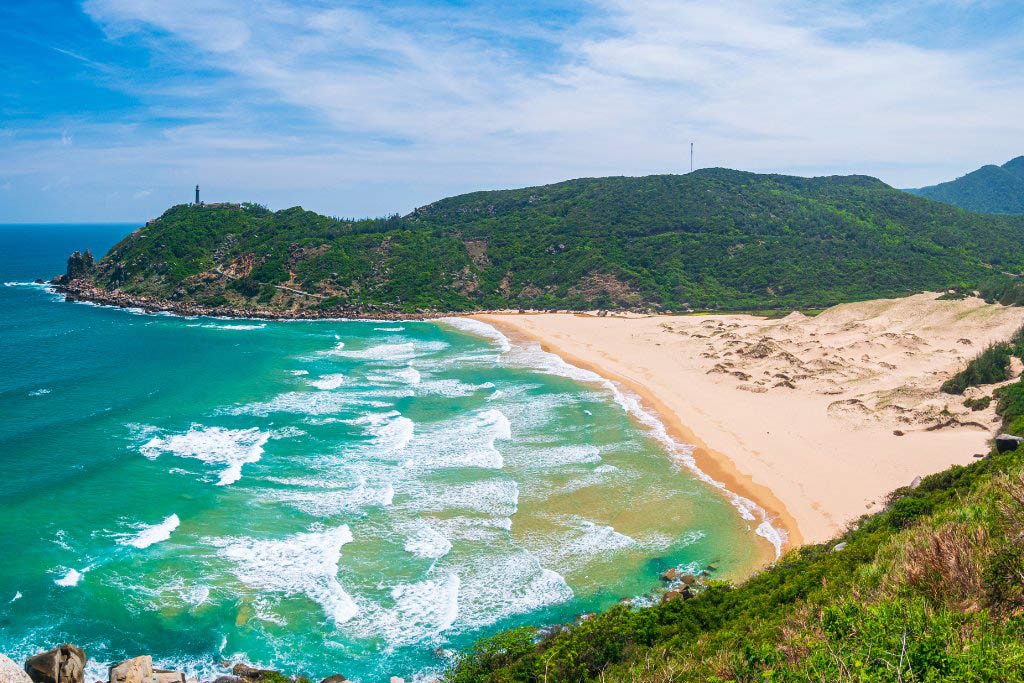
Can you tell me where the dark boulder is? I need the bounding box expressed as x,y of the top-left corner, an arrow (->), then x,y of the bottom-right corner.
231,665 -> 282,682
318,676 -> 347,683
996,433 -> 1024,453
660,567 -> 682,582
24,645 -> 86,683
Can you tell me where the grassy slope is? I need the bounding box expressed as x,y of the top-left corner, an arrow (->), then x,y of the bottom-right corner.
908,157 -> 1024,215
444,448 -> 1024,682
85,170 -> 1024,314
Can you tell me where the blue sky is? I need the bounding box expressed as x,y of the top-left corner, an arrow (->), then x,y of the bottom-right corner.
2,0 -> 1024,222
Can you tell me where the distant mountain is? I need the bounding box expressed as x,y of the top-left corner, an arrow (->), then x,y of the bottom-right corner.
58,169 -> 1024,316
907,156 -> 1024,214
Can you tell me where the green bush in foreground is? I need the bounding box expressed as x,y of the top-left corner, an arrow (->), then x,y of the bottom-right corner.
444,447 -> 1024,682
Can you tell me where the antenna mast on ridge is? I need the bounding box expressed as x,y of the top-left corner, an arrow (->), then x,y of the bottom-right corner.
690,143 -> 694,173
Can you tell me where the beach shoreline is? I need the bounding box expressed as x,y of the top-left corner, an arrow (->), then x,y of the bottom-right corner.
473,294 -> 1024,553
475,315 -> 799,566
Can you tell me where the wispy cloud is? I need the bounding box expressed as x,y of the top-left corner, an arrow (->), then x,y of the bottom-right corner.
2,0 -> 1023,220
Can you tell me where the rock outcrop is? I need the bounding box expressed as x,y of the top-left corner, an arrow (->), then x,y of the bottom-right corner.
0,654 -> 32,683
996,433 -> 1024,453
24,645 -> 86,683
109,656 -> 151,683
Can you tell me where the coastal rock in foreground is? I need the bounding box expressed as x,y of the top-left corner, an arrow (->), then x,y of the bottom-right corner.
109,656 -> 151,683
0,654 -> 32,683
109,656 -> 183,683
317,676 -> 348,683
24,645 -> 86,683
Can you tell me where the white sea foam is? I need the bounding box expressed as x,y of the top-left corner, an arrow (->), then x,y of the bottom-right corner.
528,517 -> 637,573
122,514 -> 181,549
354,572 -> 461,647
505,341 -> 788,556
189,322 -> 266,331
10,591 -> 22,602
334,340 -> 450,363
270,426 -> 307,439
366,365 -> 422,385
52,529 -> 73,552
406,408 -> 511,470
211,523 -> 357,625
456,552 -> 573,629
374,326 -> 405,332
439,318 -> 512,353
407,478 -> 519,517
402,522 -> 453,560
522,444 -> 602,468
350,410 -> 415,454
227,391 -> 395,417
308,373 -> 347,390
28,388 -> 51,396
141,426 -> 270,486
334,342 -> 416,361
289,369 -> 310,376
273,480 -> 395,516
54,568 -> 85,587
417,379 -> 495,397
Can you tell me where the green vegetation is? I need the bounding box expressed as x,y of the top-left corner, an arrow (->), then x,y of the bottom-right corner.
941,323 -> 1024,395
907,156 -> 1024,214
82,169 -> 1024,315
444,446 -> 1024,682
964,395 -> 992,411
941,343 -> 1014,394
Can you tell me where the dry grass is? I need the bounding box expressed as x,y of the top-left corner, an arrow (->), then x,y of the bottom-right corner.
891,521 -> 991,613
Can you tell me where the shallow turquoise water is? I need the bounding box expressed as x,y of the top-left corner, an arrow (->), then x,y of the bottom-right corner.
0,225 -> 769,682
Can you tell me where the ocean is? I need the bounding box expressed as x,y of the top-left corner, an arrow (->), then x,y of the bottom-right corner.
0,224 -> 770,682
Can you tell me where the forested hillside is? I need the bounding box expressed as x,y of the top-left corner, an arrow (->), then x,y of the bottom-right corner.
65,169 -> 1024,315
907,156 -> 1024,214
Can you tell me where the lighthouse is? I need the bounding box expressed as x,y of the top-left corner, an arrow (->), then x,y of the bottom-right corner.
195,185 -> 200,205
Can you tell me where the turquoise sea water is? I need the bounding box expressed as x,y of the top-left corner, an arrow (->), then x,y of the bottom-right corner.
0,225 -> 774,682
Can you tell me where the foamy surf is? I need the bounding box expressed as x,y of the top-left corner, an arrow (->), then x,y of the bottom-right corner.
439,318 -> 512,353
140,425 -> 271,486
121,514 -> 181,549
308,373 -> 347,390
54,567 -> 86,587
498,334 -> 788,557
402,522 -> 453,560
403,408 -> 511,470
211,523 -> 358,625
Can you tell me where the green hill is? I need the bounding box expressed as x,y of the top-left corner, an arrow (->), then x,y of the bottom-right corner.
63,169 -> 1024,315
907,157 -> 1024,214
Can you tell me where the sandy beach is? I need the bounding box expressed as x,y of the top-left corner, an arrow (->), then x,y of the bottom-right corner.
475,293 -> 1024,549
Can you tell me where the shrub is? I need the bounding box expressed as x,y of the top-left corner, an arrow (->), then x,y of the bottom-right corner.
942,343 -> 1013,394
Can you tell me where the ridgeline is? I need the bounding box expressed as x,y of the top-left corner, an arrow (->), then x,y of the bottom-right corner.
57,169 -> 1024,317
906,156 -> 1024,215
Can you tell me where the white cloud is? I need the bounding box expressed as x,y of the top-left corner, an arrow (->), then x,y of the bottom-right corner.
9,0 -> 1024,220
133,188 -> 153,199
